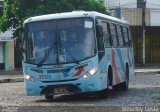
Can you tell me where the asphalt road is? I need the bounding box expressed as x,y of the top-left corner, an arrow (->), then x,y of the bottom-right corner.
0,73 -> 160,112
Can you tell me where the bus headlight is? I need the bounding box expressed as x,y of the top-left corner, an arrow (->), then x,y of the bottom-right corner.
83,67 -> 98,79
24,74 -> 36,82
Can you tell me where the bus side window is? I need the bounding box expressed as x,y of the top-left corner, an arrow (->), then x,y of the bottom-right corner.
116,25 -> 124,47
109,23 -> 118,47
122,26 -> 129,47
101,21 -> 111,47
127,27 -> 132,47
27,32 -> 34,59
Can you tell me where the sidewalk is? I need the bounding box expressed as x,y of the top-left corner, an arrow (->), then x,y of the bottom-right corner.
136,68 -> 160,74
135,66 -> 160,75
0,70 -> 24,83
0,67 -> 160,83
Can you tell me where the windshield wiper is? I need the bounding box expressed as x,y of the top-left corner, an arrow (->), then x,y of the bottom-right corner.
37,49 -> 50,67
37,42 -> 57,67
64,48 -> 80,64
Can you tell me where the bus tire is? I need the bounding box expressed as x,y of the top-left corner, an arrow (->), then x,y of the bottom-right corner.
113,65 -> 129,91
121,65 -> 129,91
99,89 -> 108,98
45,95 -> 54,101
108,67 -> 113,87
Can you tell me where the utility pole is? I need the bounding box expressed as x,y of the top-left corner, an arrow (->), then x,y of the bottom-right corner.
142,0 -> 146,66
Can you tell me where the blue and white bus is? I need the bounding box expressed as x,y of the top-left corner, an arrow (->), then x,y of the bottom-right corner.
23,11 -> 134,100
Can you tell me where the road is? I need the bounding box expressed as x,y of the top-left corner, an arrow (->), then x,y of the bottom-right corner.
0,73 -> 160,112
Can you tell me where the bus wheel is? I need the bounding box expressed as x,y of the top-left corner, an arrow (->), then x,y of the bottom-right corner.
99,89 -> 108,98
121,65 -> 129,91
113,66 -> 129,91
45,95 -> 54,101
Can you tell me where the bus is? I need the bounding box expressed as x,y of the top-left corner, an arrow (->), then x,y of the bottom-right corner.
23,11 -> 134,100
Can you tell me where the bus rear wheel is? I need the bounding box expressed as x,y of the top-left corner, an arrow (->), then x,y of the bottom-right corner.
113,65 -> 129,91
45,95 -> 54,101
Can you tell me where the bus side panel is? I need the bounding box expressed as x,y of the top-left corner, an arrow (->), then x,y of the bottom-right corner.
111,47 -> 135,86
111,48 -> 124,86
128,47 -> 135,80
112,47 -> 135,86
98,48 -> 112,90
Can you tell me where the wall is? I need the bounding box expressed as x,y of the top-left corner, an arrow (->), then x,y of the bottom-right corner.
150,11 -> 160,26
131,26 -> 160,64
121,8 -> 150,26
0,42 -> 3,63
146,0 -> 160,26
0,28 -> 14,71
146,0 -> 160,8
0,42 -> 4,69
104,0 -> 160,9
4,41 -> 15,71
104,0 -> 137,9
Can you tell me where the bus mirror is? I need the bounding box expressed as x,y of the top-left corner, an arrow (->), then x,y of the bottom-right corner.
96,25 -> 103,37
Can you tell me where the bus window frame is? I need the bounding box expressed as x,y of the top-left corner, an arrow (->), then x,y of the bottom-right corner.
109,23 -> 119,47
116,24 -> 124,47
100,21 -> 111,48
127,27 -> 133,47
122,26 -> 130,47
95,17 -> 132,49
95,18 -> 106,61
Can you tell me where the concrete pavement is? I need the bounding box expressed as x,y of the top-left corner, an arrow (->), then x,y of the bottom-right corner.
0,67 -> 160,83
0,70 -> 24,83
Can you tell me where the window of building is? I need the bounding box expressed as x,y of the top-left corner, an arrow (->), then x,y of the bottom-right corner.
137,0 -> 146,8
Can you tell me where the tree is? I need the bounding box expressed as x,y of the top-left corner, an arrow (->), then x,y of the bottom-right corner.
0,0 -> 108,37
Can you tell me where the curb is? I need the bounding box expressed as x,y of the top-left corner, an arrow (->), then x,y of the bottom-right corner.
0,78 -> 24,83
135,71 -> 160,75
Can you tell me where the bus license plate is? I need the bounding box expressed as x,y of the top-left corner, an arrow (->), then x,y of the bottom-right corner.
54,87 -> 68,93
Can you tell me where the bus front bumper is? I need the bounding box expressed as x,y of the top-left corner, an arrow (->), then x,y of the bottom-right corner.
25,72 -> 105,96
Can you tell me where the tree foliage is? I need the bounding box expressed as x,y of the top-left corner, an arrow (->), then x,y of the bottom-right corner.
0,0 -> 108,37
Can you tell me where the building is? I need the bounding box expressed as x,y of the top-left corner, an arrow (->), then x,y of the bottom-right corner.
103,0 -> 160,26
0,30 -> 15,71
103,0 -> 160,64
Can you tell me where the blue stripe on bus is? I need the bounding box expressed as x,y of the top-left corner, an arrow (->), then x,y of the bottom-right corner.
63,72 -> 69,77
63,66 -> 75,77
116,49 -> 125,70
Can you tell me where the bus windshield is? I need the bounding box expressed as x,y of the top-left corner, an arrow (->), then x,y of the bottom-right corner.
24,18 -> 96,65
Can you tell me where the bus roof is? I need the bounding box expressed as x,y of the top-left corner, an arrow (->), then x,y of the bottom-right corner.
24,11 -> 128,25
